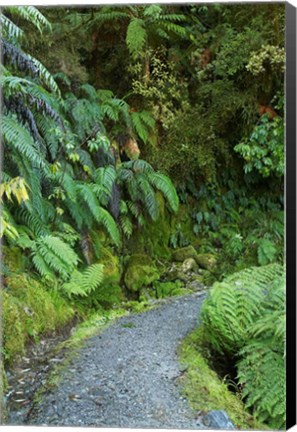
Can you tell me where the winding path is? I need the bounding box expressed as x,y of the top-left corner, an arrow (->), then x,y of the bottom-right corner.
28,292 -> 206,428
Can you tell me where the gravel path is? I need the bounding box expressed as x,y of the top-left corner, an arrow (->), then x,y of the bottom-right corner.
28,291 -> 206,428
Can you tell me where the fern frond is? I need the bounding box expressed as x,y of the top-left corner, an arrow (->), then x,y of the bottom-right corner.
1,14 -> 23,41
119,200 -> 128,215
27,55 -> 60,96
2,114 -> 47,169
62,264 -> 104,297
31,235 -> 79,281
126,18 -> 147,58
80,83 -> 98,101
5,6 -> 51,33
122,159 -> 154,173
136,173 -> 159,221
237,340 -> 285,428
157,21 -> 187,38
147,172 -> 179,212
15,208 -> 49,237
160,13 -> 187,23
92,10 -> 129,23
94,165 -> 117,202
131,111 -> 149,143
119,215 -> 133,238
96,207 -> 120,246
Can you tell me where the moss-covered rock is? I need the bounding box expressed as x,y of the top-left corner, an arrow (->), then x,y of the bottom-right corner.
196,253 -> 217,270
172,245 -> 199,263
124,254 -> 160,292
166,264 -> 188,282
181,258 -> 198,273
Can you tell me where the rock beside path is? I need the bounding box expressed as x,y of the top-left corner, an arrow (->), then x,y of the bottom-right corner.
28,292 -> 207,428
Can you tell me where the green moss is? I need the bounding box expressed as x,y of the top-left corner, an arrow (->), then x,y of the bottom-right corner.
172,245 -> 199,262
153,280 -> 191,298
2,290 -> 25,362
178,328 -> 267,430
124,254 -> 160,292
123,300 -> 154,314
99,247 -> 122,286
2,273 -> 74,365
2,246 -> 27,273
0,361 -> 8,423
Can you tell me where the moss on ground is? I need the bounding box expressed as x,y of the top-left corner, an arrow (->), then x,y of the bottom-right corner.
178,328 -> 267,430
153,281 -> 192,299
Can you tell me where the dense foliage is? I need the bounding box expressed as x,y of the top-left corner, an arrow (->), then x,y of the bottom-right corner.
1,4 -> 285,428
200,264 -> 285,428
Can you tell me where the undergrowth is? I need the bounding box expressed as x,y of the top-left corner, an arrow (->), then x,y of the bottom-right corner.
178,328 -> 268,430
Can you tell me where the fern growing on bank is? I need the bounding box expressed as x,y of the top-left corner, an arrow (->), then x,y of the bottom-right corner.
200,263 -> 284,355
236,274 -> 285,429
200,264 -> 285,428
30,235 -> 80,281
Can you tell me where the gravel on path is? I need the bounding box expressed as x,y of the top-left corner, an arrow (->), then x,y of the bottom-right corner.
28,291 -> 207,429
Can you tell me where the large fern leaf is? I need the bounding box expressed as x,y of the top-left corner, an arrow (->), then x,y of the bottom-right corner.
147,172 -> 179,212
5,6 -> 51,33
126,18 -> 147,58
2,114 -> 47,169
31,235 -> 80,281
1,14 -> 23,41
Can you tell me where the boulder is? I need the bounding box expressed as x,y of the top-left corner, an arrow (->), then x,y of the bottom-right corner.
172,246 -> 199,263
181,258 -> 198,273
202,410 -> 235,429
195,253 -> 217,270
124,254 -> 160,292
